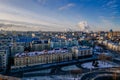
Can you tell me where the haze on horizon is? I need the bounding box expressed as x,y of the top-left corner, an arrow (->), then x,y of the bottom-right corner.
0,0 -> 120,31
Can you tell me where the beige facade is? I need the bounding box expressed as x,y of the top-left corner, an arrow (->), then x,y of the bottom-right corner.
72,46 -> 93,58
99,40 -> 120,52
108,31 -> 120,38
14,51 -> 73,67
109,44 -> 120,52
13,47 -> 93,68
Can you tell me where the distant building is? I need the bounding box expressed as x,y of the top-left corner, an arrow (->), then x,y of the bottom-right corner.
72,46 -> 93,59
99,40 -> 120,52
11,37 -> 39,55
107,31 -> 120,38
11,42 -> 25,56
32,40 -> 50,51
0,50 -> 8,70
50,38 -> 78,48
107,42 -> 120,52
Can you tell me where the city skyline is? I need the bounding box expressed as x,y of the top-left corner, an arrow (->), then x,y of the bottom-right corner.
0,0 -> 120,31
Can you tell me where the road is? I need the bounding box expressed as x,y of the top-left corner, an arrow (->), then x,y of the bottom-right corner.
80,68 -> 120,80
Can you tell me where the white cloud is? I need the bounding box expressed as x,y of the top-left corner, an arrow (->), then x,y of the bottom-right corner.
102,0 -> 119,17
77,21 -> 90,32
106,0 -> 118,9
59,3 -> 75,10
0,3 -> 76,31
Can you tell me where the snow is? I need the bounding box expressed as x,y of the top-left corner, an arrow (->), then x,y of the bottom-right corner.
22,75 -> 81,80
114,58 -> 120,61
15,49 -> 68,57
61,65 -> 80,71
81,61 -> 117,69
95,52 -> 109,55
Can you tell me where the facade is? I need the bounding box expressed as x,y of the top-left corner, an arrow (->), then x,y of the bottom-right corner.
13,46 -> 93,68
14,49 -> 73,68
11,43 -> 25,56
72,46 -> 93,59
50,38 -> 78,48
107,42 -> 120,52
0,50 -> 8,70
11,38 -> 50,55
32,40 -> 50,51
0,36 -> 13,46
101,40 -> 120,52
107,31 -> 120,38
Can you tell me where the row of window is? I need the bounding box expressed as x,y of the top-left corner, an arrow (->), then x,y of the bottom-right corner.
14,53 -> 72,66
14,50 -> 93,67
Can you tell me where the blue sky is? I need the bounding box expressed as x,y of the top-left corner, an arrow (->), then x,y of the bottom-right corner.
0,0 -> 120,31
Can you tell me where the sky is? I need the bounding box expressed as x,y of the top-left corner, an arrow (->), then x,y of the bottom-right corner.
0,0 -> 120,31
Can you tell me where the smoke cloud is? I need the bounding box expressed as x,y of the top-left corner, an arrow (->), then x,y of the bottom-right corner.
77,21 -> 90,32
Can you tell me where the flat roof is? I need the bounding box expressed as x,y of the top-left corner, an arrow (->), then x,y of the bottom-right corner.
15,49 -> 69,57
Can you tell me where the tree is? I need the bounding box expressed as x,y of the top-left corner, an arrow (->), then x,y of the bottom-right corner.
98,53 -> 112,64
99,53 -> 106,64
92,60 -> 99,67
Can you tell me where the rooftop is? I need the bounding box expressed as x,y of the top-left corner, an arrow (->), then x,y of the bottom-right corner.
15,49 -> 69,57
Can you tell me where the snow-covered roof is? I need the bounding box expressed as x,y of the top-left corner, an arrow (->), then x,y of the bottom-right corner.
15,49 -> 69,57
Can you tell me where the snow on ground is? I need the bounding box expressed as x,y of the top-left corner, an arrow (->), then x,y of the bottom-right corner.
61,65 -> 80,71
95,52 -> 111,56
114,58 -> 120,61
22,75 -> 81,80
81,60 -> 118,69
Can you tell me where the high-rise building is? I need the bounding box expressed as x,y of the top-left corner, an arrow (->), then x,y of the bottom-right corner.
0,50 -> 8,70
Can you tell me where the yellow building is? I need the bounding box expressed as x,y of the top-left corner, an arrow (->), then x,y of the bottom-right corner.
72,46 -> 93,59
14,49 -> 73,67
13,47 -> 93,68
108,31 -> 120,38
